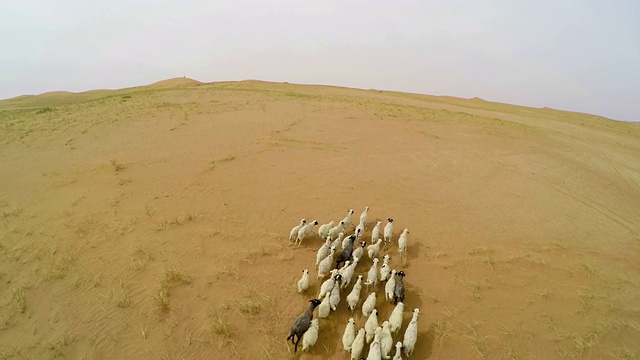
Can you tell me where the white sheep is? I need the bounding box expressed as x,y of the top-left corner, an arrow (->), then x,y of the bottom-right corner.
362,291 -> 377,317
329,275 -> 342,311
342,317 -> 356,351
318,220 -> 334,240
365,257 -> 379,292
317,246 -> 337,279
346,275 -> 363,311
351,241 -> 366,263
371,221 -> 382,243
317,292 -> 331,318
331,232 -> 344,250
341,232 -> 353,250
355,220 -> 365,239
350,328 -> 366,360
385,269 -> 397,303
367,327 -> 382,360
367,238 -> 383,260
359,206 -> 369,226
296,220 -> 319,247
383,218 -> 394,245
392,342 -> 403,360
388,301 -> 404,334
318,270 -> 338,298
316,236 -> 332,266
379,254 -> 391,281
297,269 -> 309,294
301,318 -> 319,352
364,309 -> 379,344
402,308 -> 420,358
398,228 -> 409,264
380,320 -> 393,359
329,221 -> 346,239
340,258 -> 358,288
289,219 -> 306,241
341,209 -> 355,229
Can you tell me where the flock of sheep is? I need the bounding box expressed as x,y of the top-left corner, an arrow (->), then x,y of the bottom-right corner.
286,207 -> 420,359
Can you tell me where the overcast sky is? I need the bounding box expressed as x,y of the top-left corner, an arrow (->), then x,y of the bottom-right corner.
1,1 -> 639,121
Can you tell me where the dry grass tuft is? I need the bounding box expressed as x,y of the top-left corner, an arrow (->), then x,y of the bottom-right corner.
12,287 -> 26,313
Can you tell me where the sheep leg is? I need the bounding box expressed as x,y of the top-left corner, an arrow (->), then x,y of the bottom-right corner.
294,335 -> 301,352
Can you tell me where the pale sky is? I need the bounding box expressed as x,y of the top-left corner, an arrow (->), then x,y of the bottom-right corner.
1,1 -> 639,121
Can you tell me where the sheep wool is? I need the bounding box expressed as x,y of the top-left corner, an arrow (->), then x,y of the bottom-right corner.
359,206 -> 369,225
383,218 -> 394,244
301,319 -> 319,352
366,327 -> 382,360
318,220 -> 334,240
367,239 -> 383,260
317,246 -> 337,279
297,269 -> 310,294
316,236 -> 332,266
380,321 -> 393,359
379,254 -> 391,281
342,318 -> 356,351
318,292 -> 331,319
346,275 -> 363,311
342,209 -> 355,229
362,291 -> 377,317
371,221 -> 382,244
364,309 -> 379,344
350,328 -> 366,360
402,308 -> 420,358
289,219 -> 306,241
329,275 -> 342,311
388,301 -> 404,334
385,270 -> 397,303
365,258 -> 379,292
392,342 -> 403,360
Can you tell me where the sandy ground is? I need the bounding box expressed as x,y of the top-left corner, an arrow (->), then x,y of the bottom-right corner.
0,78 -> 639,360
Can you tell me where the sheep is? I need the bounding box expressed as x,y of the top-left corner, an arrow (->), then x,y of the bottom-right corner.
336,235 -> 357,269
340,258 -> 358,288
394,271 -> 406,305
317,246 -> 337,279
329,274 -> 343,311
367,327 -> 382,360
318,292 -> 331,319
316,236 -> 332,266
371,221 -> 382,244
301,319 -> 319,352
362,291 -> 376,317
364,309 -> 379,344
392,342 -> 403,360
351,241 -> 366,263
359,207 -> 369,226
346,275 -> 363,311
341,209 -> 355,229
342,231 -> 354,249
297,269 -> 310,294
338,260 -> 351,278
331,232 -> 345,250
383,218 -> 394,246
287,299 -> 322,352
367,238 -> 383,260
350,328 -> 366,360
379,254 -> 391,281
296,220 -> 319,246
380,321 -> 393,359
388,301 -> 404,334
402,308 -> 420,358
398,228 -> 409,264
385,269 -> 397,303
364,258 -> 379,292
318,270 -> 338,298
355,220 -> 365,239
342,317 -> 356,351
318,220 -> 334,240
289,219 -> 306,241
329,221 -> 346,239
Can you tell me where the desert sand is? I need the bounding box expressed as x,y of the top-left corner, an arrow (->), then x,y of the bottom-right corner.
0,78 -> 639,359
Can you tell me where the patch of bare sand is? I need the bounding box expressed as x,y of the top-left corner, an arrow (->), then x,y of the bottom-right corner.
0,80 -> 639,359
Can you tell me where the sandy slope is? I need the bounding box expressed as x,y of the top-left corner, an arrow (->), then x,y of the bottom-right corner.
0,79 -> 639,359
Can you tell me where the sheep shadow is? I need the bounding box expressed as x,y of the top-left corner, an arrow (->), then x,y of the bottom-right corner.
411,323 -> 436,359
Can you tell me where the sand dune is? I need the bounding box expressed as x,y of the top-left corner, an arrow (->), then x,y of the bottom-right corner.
0,79 -> 639,359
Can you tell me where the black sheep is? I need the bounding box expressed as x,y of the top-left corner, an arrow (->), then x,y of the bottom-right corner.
393,271 -> 406,304
335,235 -> 357,269
287,299 -> 322,352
